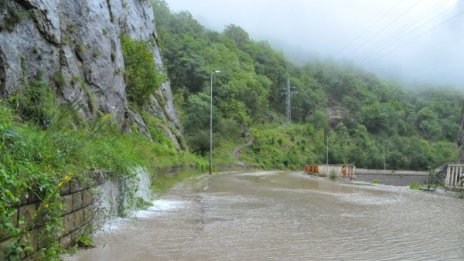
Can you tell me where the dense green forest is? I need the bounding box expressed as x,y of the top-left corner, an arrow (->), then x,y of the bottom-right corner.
153,0 -> 461,171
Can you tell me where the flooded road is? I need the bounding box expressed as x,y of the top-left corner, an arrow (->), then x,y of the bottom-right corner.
65,171 -> 464,260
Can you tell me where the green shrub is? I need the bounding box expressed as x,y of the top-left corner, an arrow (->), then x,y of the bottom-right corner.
140,111 -> 175,149
121,35 -> 164,105
409,183 -> 422,190
457,190 -> 464,199
241,124 -> 323,170
9,78 -> 57,128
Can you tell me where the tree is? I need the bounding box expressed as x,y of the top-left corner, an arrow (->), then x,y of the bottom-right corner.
223,24 -> 250,50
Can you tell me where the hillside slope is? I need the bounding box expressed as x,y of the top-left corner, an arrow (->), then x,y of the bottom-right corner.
153,0 -> 461,170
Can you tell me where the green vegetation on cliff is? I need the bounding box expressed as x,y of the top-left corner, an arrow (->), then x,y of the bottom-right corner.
1,50 -> 205,261
153,0 -> 460,170
121,36 -> 164,106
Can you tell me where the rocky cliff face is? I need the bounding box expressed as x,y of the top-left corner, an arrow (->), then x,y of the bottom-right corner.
0,0 -> 184,149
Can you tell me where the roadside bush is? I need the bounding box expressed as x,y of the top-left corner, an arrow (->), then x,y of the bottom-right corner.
121,36 -> 164,105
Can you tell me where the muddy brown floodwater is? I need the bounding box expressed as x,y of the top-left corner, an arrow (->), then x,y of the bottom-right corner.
64,171 -> 464,261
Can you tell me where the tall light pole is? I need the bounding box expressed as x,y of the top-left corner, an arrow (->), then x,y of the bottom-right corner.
326,130 -> 333,165
286,79 -> 291,124
383,140 -> 388,171
284,79 -> 297,125
210,70 -> 221,175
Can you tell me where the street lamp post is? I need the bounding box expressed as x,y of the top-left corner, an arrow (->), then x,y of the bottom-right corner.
210,70 -> 221,175
383,140 -> 388,171
326,130 -> 333,165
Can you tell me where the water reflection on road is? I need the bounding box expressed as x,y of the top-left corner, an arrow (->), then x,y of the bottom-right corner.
65,171 -> 464,261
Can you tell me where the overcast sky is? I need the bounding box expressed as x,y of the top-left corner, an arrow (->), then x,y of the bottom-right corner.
164,0 -> 464,88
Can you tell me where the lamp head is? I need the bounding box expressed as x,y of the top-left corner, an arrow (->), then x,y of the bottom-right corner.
214,70 -> 221,73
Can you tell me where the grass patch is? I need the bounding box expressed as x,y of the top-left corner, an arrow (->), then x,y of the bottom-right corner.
212,139 -> 240,166
457,190 -> 464,199
76,234 -> 95,249
409,183 -> 422,190
151,171 -> 202,195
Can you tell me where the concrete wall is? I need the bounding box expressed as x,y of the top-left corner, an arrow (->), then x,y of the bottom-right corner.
355,169 -> 429,186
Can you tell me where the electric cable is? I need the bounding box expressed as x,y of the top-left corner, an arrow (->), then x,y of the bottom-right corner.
342,0 -> 423,60
356,1 -> 457,63
336,0 -> 403,58
359,6 -> 464,64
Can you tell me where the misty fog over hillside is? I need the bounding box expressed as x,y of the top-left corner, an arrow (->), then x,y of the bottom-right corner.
165,0 -> 464,88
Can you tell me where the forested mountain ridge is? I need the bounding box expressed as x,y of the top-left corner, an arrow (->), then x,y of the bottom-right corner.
153,0 -> 462,170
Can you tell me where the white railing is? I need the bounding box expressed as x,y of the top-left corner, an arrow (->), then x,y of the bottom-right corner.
445,164 -> 464,189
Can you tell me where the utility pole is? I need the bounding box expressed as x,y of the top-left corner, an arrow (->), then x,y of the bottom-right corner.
459,100 -> 464,163
326,131 -> 333,165
209,70 -> 220,175
383,142 -> 386,171
286,79 -> 291,124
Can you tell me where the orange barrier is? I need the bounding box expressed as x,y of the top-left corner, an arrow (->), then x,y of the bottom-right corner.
304,165 -> 319,174
304,164 -> 356,180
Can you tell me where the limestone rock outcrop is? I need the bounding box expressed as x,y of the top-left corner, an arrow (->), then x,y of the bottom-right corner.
0,0 -> 184,149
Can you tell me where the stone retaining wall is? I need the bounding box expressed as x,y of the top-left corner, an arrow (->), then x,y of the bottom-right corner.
0,171 -> 131,260
60,179 -> 96,248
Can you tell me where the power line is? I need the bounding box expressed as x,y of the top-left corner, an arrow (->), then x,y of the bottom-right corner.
355,0 -> 455,63
342,0 -> 423,60
359,7 -> 464,64
354,0 -> 452,60
361,6 -> 464,63
336,0 -> 403,58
